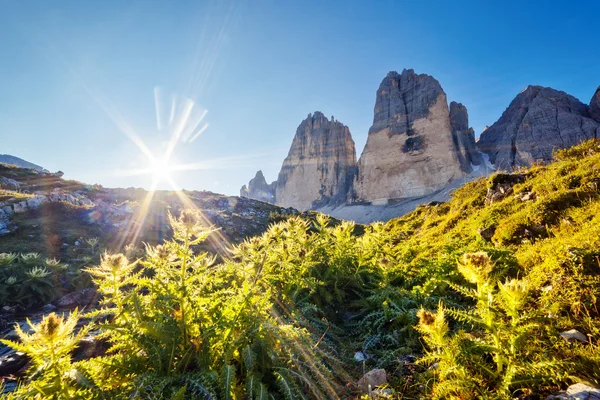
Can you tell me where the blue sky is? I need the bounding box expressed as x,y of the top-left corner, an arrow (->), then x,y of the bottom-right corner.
1,0 -> 599,195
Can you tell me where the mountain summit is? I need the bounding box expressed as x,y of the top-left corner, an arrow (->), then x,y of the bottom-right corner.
477,85 -> 600,169
352,69 -> 472,203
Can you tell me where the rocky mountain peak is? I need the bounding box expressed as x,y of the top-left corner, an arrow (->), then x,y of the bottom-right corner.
591,86 -> 600,122
478,85 -> 600,169
240,170 -> 276,203
370,69 -> 446,136
253,170 -> 266,182
242,112 -> 357,210
353,69 -> 465,203
449,102 -> 469,130
275,112 -> 357,210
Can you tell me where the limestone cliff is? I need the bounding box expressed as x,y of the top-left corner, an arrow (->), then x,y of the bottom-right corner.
275,112 -> 357,210
352,69 -> 465,204
478,86 -> 600,169
449,101 -> 483,170
239,170 -> 276,203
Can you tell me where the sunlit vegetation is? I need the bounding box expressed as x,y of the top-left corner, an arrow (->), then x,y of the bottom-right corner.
3,140 -> 600,399
0,251 -> 92,309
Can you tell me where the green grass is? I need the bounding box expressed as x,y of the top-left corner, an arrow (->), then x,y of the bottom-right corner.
2,140 -> 600,399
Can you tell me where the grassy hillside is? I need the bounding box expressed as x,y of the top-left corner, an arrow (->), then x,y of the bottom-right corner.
2,140 -> 599,399
0,164 -> 293,311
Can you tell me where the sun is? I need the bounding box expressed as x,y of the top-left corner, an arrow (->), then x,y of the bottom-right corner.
149,157 -> 172,182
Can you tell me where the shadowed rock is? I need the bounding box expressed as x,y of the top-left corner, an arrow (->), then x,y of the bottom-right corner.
450,101 -> 483,170
478,86 -> 600,169
591,86 -> 600,122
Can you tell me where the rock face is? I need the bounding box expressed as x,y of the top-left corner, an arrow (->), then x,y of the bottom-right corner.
478,86 -> 600,169
450,102 -> 483,170
352,69 -> 465,204
591,86 -> 600,122
274,112 -> 357,210
240,171 -> 275,203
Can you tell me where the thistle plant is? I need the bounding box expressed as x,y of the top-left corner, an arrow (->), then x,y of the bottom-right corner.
0,310 -> 91,399
417,252 -> 565,398
45,258 -> 61,267
0,252 -> 18,266
85,252 -> 135,319
26,266 -> 51,279
21,252 -> 41,265
86,237 -> 99,250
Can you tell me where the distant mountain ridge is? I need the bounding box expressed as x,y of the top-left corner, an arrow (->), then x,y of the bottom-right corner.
241,70 -> 600,223
0,154 -> 48,173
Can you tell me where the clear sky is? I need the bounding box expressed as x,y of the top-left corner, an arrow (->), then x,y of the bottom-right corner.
1,0 -> 599,195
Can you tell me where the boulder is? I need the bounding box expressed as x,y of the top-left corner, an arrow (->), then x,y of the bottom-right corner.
72,334 -> 109,361
0,177 -> 21,191
275,112 -> 357,210
478,85 -> 600,169
477,226 -> 496,241
560,329 -> 589,343
26,195 -> 48,209
0,349 -> 28,377
485,173 -> 527,205
353,69 -> 465,203
12,201 -> 27,214
357,368 -> 387,393
566,383 -> 600,400
514,191 -> 536,202
547,383 -> 600,400
54,288 -> 99,310
79,197 -> 93,206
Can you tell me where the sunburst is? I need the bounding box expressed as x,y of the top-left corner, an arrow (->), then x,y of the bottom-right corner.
107,89 -> 236,256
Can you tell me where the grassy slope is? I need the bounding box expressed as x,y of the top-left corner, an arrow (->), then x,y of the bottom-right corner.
387,139 -> 600,286
366,140 -> 600,395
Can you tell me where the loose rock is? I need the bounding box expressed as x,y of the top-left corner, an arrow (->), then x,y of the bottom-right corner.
560,329 -> 589,343
357,368 -> 387,393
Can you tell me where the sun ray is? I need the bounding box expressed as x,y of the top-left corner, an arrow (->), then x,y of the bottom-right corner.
164,176 -> 234,257
188,122 -> 209,143
116,179 -> 158,252
154,87 -> 163,131
182,109 -> 208,142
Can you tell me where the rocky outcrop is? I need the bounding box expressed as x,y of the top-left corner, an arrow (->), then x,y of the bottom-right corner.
591,86 -> 600,122
352,69 -> 465,204
450,102 -> 483,170
240,171 -> 275,203
478,86 -> 600,169
274,112 -> 357,210
0,154 -> 47,172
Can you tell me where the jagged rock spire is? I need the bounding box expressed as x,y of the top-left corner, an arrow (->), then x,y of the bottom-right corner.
352,69 -> 465,203
275,112 -> 357,210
